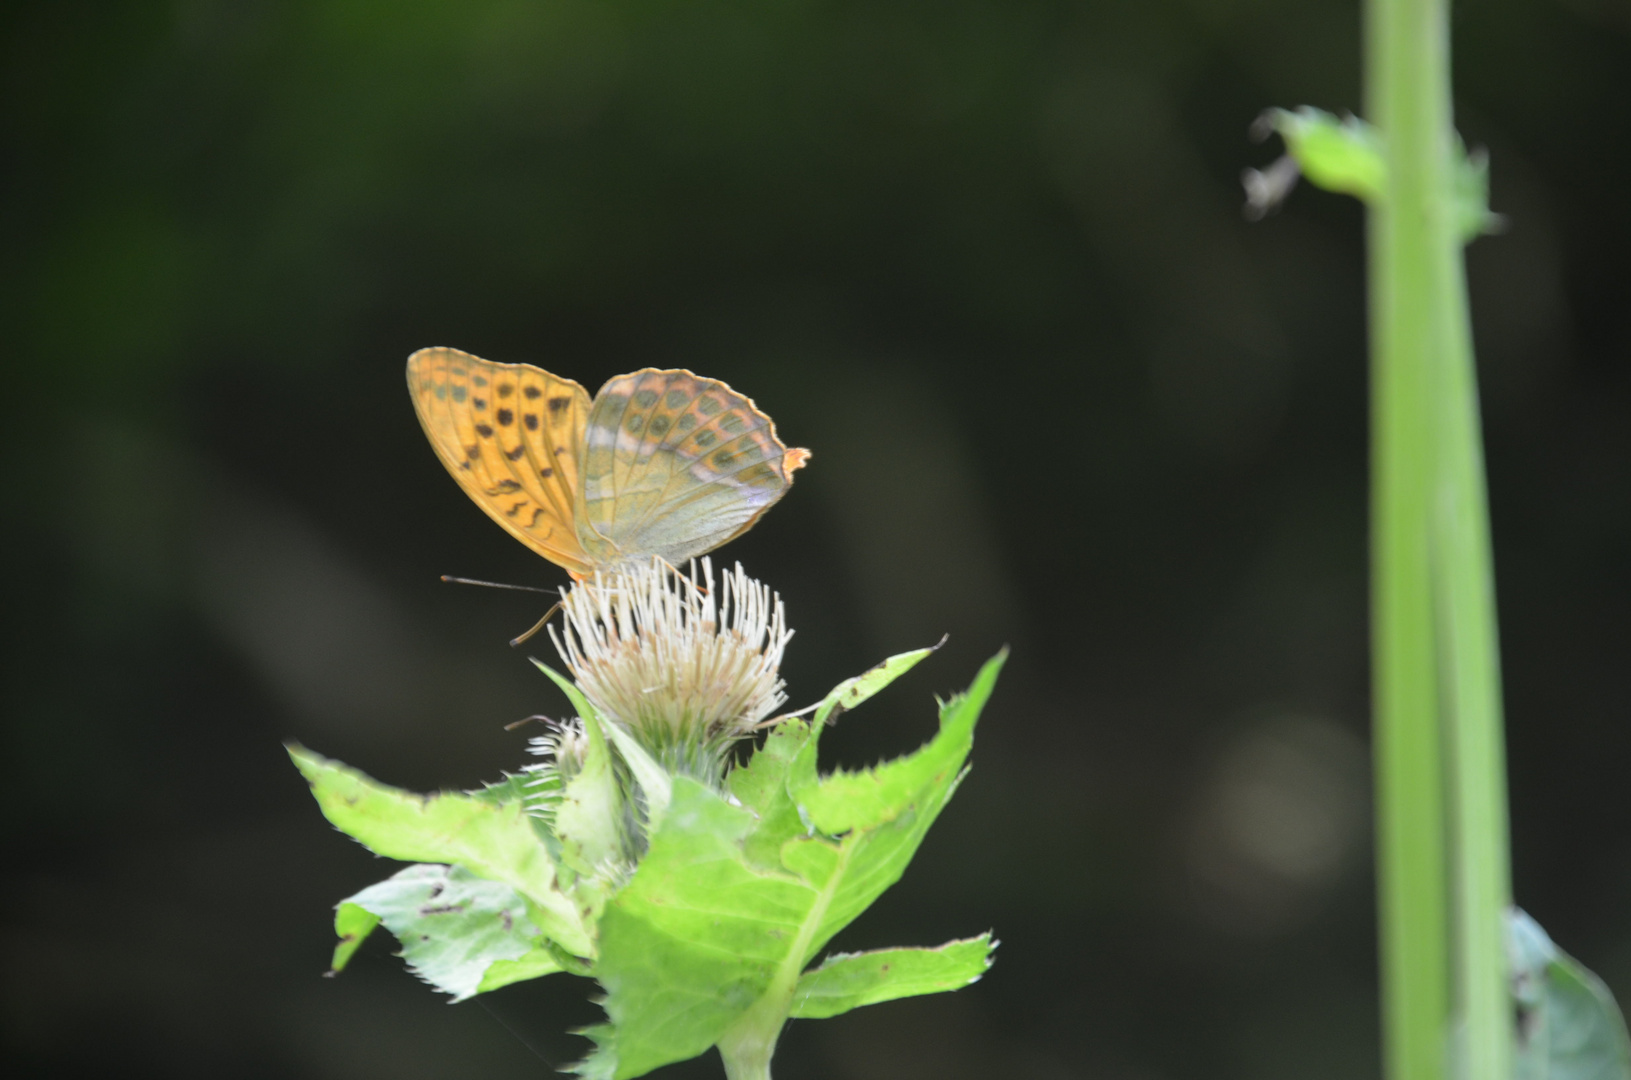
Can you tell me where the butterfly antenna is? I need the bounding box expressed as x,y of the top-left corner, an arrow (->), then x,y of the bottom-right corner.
441,574 -> 556,594
510,601 -> 564,648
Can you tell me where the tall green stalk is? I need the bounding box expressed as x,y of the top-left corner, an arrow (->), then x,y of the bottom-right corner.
1434,119 -> 1514,1080
1367,1 -> 1512,1078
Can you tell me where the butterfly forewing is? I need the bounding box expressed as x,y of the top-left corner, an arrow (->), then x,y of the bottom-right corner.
576,369 -> 807,566
407,348 -> 595,576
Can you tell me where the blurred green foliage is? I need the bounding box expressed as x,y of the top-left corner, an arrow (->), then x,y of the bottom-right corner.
4,1 -> 1631,1078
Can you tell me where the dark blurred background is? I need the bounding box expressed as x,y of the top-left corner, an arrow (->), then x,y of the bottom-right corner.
4,0 -> 1629,1076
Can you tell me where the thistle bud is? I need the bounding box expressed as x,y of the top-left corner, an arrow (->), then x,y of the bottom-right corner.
549,558 -> 791,787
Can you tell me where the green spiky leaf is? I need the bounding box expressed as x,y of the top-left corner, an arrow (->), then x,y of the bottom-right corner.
789,935 -> 996,1019
288,744 -> 593,958
331,863 -> 562,1001
811,640 -> 942,728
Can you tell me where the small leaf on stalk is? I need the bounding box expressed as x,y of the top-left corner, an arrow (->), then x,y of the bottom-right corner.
1510,908 -> 1631,1080
1259,106 -> 1384,202
789,935 -> 996,1019
1249,106 -> 1500,242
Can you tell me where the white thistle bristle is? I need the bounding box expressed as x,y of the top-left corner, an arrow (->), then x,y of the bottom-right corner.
526,717 -> 589,770
518,718 -> 588,819
549,558 -> 790,780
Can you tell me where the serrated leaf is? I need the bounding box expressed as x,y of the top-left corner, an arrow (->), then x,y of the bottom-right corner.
331,901 -> 380,972
1511,909 -> 1631,1080
577,650 -> 1005,1079
478,943 -> 569,993
789,934 -> 995,1019
337,863 -> 562,1002
729,720 -> 818,869
567,1024 -> 619,1080
288,744 -> 593,958
812,641 -> 942,728
796,649 -> 1003,835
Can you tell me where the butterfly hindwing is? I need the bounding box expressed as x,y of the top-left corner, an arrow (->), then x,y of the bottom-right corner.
407,348 -> 595,576
577,369 -> 808,566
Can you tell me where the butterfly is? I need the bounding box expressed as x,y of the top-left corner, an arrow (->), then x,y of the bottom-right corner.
407,347 -> 811,579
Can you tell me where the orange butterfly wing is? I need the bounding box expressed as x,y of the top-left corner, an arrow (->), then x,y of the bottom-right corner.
406,348 -> 595,577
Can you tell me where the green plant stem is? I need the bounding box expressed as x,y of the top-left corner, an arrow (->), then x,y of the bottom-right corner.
1368,1 -> 1514,1078
1367,1 -> 1451,1078
1435,124 -> 1515,1080
716,999 -> 784,1080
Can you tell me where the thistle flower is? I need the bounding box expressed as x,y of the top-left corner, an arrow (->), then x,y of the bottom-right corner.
549,557 -> 791,787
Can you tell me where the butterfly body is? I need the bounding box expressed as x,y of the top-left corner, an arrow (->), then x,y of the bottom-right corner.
408,348 -> 809,578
